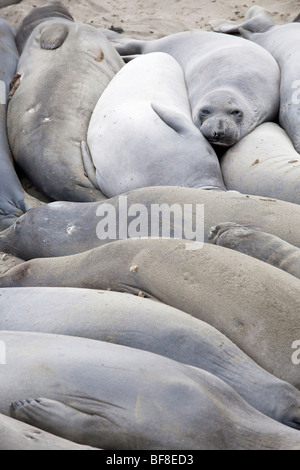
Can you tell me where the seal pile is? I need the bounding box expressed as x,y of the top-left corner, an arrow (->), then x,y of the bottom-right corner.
0,2 -> 300,450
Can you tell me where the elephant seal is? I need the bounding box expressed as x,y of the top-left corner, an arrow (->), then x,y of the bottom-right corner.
0,412 -> 95,450
1,187 -> 300,260
15,2 -> 75,53
1,238 -> 299,388
209,222 -> 300,280
8,7 -> 124,202
0,19 -> 42,230
2,331 -> 300,450
87,52 -> 225,197
105,29 -> 280,146
0,0 -> 22,8
220,122 -> 300,204
1,286 -> 300,428
215,6 -> 300,153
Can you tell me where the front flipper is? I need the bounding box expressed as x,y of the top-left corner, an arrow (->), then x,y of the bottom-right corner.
40,23 -> 69,50
151,102 -> 195,136
11,398 -> 100,447
81,141 -> 100,190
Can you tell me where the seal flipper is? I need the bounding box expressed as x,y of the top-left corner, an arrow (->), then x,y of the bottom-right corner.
40,23 -> 69,50
216,6 -> 275,34
151,102 -> 196,136
11,398 -> 101,448
81,141 -> 100,190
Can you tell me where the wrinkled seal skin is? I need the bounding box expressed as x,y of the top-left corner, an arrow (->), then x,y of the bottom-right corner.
15,2 -> 75,53
209,222 -> 300,280
0,412 -> 96,450
2,331 -> 300,450
105,29 -> 280,147
1,238 -> 300,388
0,19 -> 42,230
220,122 -> 300,204
215,6 -> 300,153
87,52 -> 225,197
1,187 -> 300,260
1,287 -> 300,429
8,6 -> 124,202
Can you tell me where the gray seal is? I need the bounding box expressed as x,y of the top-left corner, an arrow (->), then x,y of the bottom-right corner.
8,6 -> 124,202
220,122 -> 300,204
0,0 -> 22,8
105,29 -> 280,147
215,6 -> 300,153
0,238 -> 299,388
0,19 -> 42,230
209,222 -> 300,280
0,412 -> 95,450
1,331 -> 300,450
1,286 -> 300,428
87,52 -> 225,197
0,187 -> 300,260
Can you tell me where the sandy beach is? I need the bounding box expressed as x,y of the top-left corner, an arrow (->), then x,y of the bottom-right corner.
1,0 -> 298,39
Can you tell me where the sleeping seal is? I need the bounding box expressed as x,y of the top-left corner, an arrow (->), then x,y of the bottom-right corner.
0,19 -> 42,230
220,122 -> 300,204
104,29 -> 280,146
86,52 -> 225,197
0,238 -> 299,388
8,6 -> 124,202
2,331 -> 300,450
214,6 -> 300,153
0,187 -> 300,260
1,286 -> 300,428
209,222 -> 300,280
0,412 -> 95,450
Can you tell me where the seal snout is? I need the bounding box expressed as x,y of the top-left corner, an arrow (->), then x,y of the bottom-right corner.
199,115 -> 240,147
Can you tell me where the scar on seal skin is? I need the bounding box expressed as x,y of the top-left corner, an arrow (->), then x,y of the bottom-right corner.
8,74 -> 21,101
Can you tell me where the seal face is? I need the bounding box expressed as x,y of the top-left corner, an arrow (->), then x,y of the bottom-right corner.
194,89 -> 245,146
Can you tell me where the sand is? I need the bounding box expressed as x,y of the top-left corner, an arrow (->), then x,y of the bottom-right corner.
0,0 -> 298,40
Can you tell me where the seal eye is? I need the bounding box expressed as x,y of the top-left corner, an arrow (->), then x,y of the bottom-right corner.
200,109 -> 211,115
230,109 -> 243,119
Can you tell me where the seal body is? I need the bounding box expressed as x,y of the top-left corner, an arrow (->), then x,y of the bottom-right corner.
87,52 -> 225,197
209,222 -> 300,280
1,187 -> 300,260
1,286 -> 300,428
216,6 -> 300,153
0,19 -> 41,230
0,413 -> 95,450
1,238 -> 299,388
8,12 -> 124,202
109,30 -> 280,146
2,331 -> 300,450
220,122 -> 300,204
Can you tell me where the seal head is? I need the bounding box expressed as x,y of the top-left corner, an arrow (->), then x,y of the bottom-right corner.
193,89 -> 251,147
